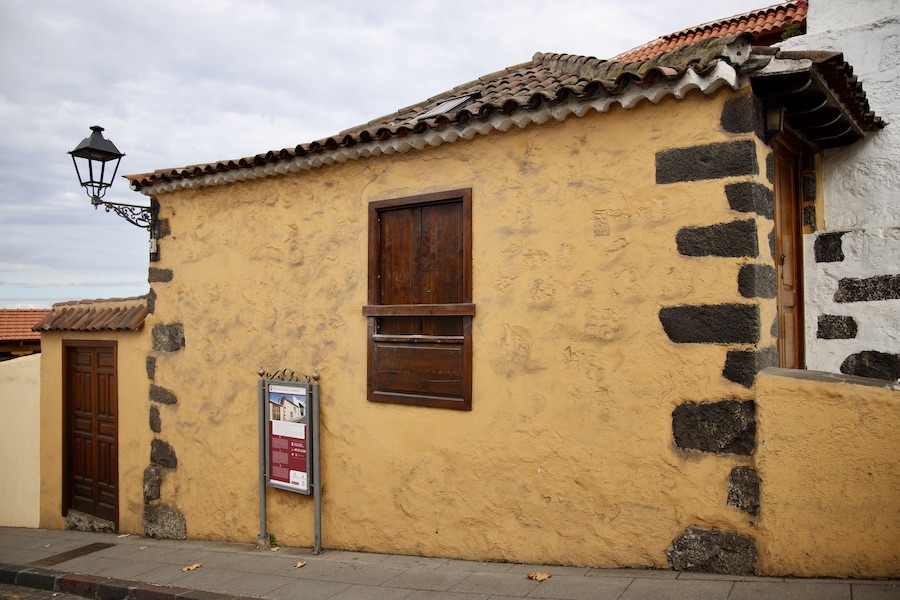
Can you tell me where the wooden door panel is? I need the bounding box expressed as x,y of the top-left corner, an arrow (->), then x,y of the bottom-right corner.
65,343 -> 118,528
379,207 -> 420,306
773,141 -> 804,369
421,202 -> 464,304
371,341 -> 465,399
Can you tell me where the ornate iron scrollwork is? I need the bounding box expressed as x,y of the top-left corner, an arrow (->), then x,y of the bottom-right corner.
258,367 -> 317,383
98,201 -> 154,230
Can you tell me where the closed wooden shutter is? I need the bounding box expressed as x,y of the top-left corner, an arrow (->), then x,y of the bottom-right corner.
364,189 -> 473,410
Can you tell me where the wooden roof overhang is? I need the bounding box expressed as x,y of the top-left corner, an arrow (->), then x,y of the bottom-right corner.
750,49 -> 885,149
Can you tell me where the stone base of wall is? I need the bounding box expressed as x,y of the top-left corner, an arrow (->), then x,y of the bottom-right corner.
143,505 -> 187,540
65,510 -> 115,534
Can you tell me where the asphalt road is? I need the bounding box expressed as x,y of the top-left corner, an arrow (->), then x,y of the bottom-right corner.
0,583 -> 85,600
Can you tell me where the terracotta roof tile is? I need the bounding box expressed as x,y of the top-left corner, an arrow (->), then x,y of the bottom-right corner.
125,2 -> 879,197
33,296 -> 148,333
0,309 -> 51,342
614,0 -> 807,63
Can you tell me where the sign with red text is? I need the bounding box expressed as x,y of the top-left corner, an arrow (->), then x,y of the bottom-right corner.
265,382 -> 311,494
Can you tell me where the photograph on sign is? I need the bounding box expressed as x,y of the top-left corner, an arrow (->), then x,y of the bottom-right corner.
266,382 -> 311,494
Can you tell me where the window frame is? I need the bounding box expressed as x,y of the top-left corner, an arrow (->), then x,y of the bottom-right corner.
364,188 -> 474,410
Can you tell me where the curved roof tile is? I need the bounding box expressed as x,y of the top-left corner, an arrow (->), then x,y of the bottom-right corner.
125,7 -> 879,196
34,296 -> 148,333
615,0 -> 807,63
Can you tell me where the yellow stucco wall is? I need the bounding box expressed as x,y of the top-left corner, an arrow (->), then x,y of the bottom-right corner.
145,86 -> 775,567
0,354 -> 41,527
756,369 -> 900,578
39,330 -> 150,534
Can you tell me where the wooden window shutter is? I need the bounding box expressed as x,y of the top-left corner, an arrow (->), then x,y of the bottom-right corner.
364,189 -> 473,410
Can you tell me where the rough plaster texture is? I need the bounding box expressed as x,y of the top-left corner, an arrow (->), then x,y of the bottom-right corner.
0,354 -> 41,527
802,228 -> 900,373
133,88 -> 778,568
780,2 -> 900,371
39,331 -> 151,534
755,369 -> 900,577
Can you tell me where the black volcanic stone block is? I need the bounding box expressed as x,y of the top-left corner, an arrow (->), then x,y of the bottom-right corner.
672,400 -> 756,455
728,466 -> 761,516
726,182 -> 773,219
723,346 -> 778,388
840,351 -> 900,381
660,304 -> 760,344
667,526 -> 758,574
151,323 -> 185,352
677,220 -> 759,258
817,315 -> 858,339
738,264 -> 777,299
151,438 -> 177,469
657,140 -> 758,184
834,274 -> 900,303
814,232 -> 845,263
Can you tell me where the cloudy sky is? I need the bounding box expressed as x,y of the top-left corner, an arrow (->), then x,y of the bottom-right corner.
0,0 -> 772,308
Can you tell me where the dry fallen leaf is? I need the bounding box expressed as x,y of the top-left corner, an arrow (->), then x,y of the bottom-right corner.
528,572 -> 552,582
271,546 -> 281,552
293,561 -> 306,569
139,546 -> 147,551
181,563 -> 202,572
117,534 -> 130,538
43,544 -> 52,548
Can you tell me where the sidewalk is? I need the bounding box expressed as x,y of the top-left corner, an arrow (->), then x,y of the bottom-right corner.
1,527 -> 897,600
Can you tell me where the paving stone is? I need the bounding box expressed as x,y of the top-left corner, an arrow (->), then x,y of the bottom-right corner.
437,560 -> 511,573
381,555 -> 450,570
316,562 -> 409,586
448,572 -> 540,596
506,564 -> 592,576
197,552 -> 298,575
406,591 -> 489,600
132,564 -> 194,586
167,566 -> 243,592
265,578 -> 353,600
279,559 -> 347,580
527,574 -> 632,599
618,578 -> 734,599
729,580 -> 851,599
585,568 -> 678,579
59,556 -> 159,580
285,549 -> 388,564
0,548 -> 51,565
852,583 -> 900,599
207,572 -> 296,596
328,583 -> 416,600
382,569 -> 472,591
136,547 -> 218,566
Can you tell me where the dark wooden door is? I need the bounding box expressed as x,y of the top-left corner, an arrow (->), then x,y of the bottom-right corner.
65,342 -> 118,527
773,140 -> 804,368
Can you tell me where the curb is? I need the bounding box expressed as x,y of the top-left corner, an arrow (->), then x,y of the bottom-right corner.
0,563 -> 258,600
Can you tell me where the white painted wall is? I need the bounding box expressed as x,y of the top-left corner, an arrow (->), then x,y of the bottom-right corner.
0,353 -> 41,527
781,0 -> 900,374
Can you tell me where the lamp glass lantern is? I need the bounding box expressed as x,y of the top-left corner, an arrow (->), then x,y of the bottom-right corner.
69,125 -> 125,206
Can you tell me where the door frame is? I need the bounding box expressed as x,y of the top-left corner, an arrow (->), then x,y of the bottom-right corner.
62,340 -> 119,529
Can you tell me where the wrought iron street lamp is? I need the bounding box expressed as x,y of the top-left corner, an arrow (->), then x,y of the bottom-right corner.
69,125 -> 156,231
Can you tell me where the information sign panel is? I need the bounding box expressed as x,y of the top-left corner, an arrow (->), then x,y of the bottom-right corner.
265,381 -> 311,494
